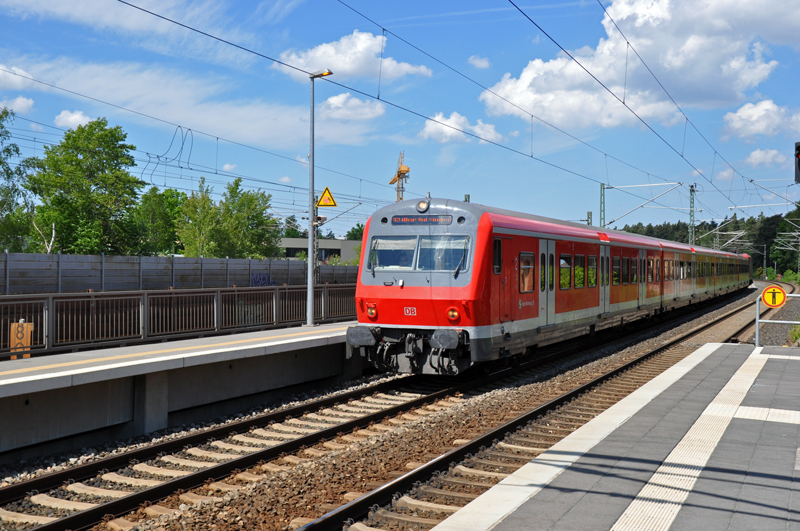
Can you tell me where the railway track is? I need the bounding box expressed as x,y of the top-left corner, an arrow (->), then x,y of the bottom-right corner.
0,284 -> 769,531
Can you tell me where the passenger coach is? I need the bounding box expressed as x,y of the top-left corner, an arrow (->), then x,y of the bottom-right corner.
346,198 -> 751,375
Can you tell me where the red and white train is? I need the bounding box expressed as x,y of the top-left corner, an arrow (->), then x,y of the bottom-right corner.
346,198 -> 752,375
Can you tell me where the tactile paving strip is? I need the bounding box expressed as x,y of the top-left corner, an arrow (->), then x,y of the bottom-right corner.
611,347 -> 767,531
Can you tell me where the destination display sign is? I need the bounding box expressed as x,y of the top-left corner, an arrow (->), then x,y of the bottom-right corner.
392,215 -> 453,225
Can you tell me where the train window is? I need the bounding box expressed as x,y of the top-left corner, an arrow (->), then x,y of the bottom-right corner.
493,239 -> 501,274
588,256 -> 597,287
520,253 -> 535,293
689,261 -> 694,279
631,257 -> 638,283
559,254 -> 572,290
418,236 -> 471,272
549,254 -> 555,291
612,257 -> 620,285
656,259 -> 660,282
670,260 -> 675,281
647,259 -> 654,283
367,235 -> 418,270
540,253 -> 546,292
574,255 -> 586,288
622,257 -> 629,285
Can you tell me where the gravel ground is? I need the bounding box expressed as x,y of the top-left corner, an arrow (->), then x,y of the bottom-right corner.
110,285 -> 763,531
740,283 -> 800,346
0,372 -> 406,489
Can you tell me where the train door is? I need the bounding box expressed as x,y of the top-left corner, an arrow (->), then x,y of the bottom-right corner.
600,245 -> 610,314
494,237 -> 514,323
539,239 -> 556,326
638,250 -> 647,306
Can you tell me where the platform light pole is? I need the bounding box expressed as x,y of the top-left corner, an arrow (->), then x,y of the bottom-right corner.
307,69 -> 333,327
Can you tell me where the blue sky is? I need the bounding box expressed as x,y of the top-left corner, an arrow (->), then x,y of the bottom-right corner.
1,0 -> 799,237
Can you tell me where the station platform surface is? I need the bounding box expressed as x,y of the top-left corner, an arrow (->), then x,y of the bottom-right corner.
0,321 -> 352,399
434,343 -> 800,531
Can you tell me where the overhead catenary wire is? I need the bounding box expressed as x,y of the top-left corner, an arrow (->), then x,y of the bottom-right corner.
508,0 -> 751,218
592,0 -> 791,215
337,0 -> 675,185
112,0 -> 692,219
0,67 -> 407,198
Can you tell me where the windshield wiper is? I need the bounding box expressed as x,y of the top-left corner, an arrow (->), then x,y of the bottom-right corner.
453,237 -> 469,279
369,241 -> 379,277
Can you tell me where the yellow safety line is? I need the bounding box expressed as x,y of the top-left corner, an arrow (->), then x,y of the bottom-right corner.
0,326 -> 350,378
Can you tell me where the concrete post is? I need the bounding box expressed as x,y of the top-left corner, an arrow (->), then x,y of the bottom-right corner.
133,371 -> 169,435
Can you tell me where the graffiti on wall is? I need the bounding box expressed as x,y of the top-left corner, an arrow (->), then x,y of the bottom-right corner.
250,273 -> 277,287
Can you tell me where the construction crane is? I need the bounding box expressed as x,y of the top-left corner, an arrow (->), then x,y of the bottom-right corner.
389,152 -> 410,202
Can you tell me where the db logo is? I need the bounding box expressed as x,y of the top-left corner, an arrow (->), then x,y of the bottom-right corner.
404,307 -> 417,316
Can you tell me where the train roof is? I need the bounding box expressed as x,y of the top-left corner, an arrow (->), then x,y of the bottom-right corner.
372,198 -> 749,260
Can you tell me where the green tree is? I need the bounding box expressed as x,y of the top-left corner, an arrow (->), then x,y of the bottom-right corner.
283,215 -> 304,238
134,187 -> 187,255
216,178 -> 281,259
176,177 -> 219,257
26,118 -> 144,254
345,222 -> 364,241
0,108 -> 34,251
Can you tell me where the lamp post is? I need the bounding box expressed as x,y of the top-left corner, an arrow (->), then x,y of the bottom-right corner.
307,69 -> 333,327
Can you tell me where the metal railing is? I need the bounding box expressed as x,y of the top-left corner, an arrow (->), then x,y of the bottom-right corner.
754,292 -> 799,347
0,284 -> 356,359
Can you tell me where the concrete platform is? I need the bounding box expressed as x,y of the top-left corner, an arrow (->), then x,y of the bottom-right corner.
0,322 -> 357,460
434,343 -> 800,531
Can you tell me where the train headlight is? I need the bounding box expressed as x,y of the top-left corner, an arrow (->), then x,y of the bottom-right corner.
366,304 -> 377,318
447,308 -> 459,321
416,200 -> 429,213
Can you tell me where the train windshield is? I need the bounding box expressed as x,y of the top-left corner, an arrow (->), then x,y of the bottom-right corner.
368,236 -> 417,270
417,236 -> 470,271
367,235 -> 471,272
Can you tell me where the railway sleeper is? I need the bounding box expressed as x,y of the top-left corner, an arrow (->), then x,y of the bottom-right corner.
65,482 -> 128,499
418,485 -> 479,501
374,507 -> 443,527
496,442 -> 547,454
348,522 -> 390,531
467,458 -> 523,470
396,495 -> 460,514
484,450 -> 536,462
437,475 -> 495,489
0,508 -> 57,525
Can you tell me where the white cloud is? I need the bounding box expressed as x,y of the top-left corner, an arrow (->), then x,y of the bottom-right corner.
6,58 -> 379,148
723,100 -> 787,138
0,0 -> 260,67
318,93 -> 385,121
30,122 -> 43,132
480,0 -> 793,130
419,112 -> 502,144
0,64 -> 34,90
468,55 -> 490,69
54,110 -> 91,128
745,149 -> 788,168
0,96 -> 33,114
254,0 -> 305,24
279,176 -> 292,183
222,163 -> 237,172
275,30 -> 432,82
716,168 -> 735,181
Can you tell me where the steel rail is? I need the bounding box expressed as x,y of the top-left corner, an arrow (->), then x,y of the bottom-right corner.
300,282 -> 783,531
0,376 -> 428,507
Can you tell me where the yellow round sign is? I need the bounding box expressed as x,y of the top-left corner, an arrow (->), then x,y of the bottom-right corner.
761,285 -> 787,308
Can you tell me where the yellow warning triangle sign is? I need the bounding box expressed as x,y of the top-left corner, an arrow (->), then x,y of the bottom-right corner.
316,187 -> 337,207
